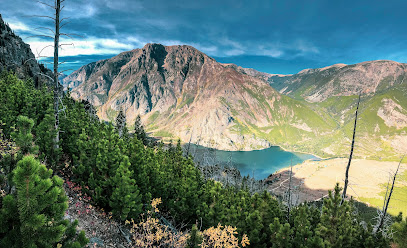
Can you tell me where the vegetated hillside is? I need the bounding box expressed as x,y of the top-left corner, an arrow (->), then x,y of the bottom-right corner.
262,61 -> 407,160
0,14 -> 52,87
63,43 -> 335,151
1,71 -> 394,248
0,17 -> 402,246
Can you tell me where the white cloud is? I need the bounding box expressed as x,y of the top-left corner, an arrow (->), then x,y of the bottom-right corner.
23,30 -> 318,62
293,40 -> 319,54
102,0 -> 144,11
64,3 -> 98,19
256,44 -> 284,57
225,49 -> 245,56
27,37 -> 136,57
221,37 -> 244,50
7,21 -> 30,31
190,43 -> 218,54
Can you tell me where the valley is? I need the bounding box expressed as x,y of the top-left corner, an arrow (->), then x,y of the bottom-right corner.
62,45 -> 407,216
2,2 -> 407,246
62,46 -> 407,161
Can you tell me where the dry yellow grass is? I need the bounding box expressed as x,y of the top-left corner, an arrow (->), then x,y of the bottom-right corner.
269,158 -> 407,210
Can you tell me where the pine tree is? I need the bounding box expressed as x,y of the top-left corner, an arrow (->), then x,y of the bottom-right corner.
316,183 -> 356,248
116,109 -> 127,138
109,156 -> 142,220
270,217 -> 293,248
245,210 -> 265,247
36,106 -> 61,168
392,216 -> 407,248
186,224 -> 202,248
134,115 -> 147,145
292,206 -> 317,248
11,115 -> 38,156
0,156 -> 87,247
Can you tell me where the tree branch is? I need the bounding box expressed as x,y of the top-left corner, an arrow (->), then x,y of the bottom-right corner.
25,34 -> 54,40
34,26 -> 55,35
36,0 -> 56,9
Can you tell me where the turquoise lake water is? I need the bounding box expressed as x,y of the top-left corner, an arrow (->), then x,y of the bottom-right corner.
187,144 -> 319,180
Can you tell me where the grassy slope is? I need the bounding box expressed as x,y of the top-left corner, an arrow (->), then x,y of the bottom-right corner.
360,169 -> 407,216
222,85 -> 339,154
277,84 -> 407,160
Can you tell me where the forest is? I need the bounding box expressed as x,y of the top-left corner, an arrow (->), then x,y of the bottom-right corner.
0,71 -> 406,248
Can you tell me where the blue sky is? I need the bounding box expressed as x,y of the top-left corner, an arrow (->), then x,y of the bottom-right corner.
1,0 -> 407,74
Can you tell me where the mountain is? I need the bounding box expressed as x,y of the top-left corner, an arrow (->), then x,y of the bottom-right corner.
268,60 -> 407,102
63,45 -> 407,159
222,63 -> 286,81
264,60 -> 407,160
63,43 -> 335,151
0,14 -> 52,87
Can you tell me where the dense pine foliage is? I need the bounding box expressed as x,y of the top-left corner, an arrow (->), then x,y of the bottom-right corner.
0,71 -> 402,247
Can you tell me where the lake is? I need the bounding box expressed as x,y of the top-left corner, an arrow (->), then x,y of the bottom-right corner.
186,144 -> 319,180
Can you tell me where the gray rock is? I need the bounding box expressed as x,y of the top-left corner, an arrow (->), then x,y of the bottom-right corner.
89,237 -> 104,247
0,14 -> 53,88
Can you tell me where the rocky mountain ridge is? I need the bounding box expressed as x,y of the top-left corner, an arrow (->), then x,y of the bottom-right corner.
0,14 -> 52,87
267,60 -> 407,102
63,43 -> 333,151
63,44 -> 407,159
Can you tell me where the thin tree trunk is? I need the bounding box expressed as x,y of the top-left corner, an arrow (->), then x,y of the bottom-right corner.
375,154 -> 405,233
186,131 -> 193,157
287,156 -> 293,222
341,94 -> 360,205
53,0 -> 60,149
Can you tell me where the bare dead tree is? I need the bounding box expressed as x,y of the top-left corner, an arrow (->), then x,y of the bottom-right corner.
373,154 -> 405,235
341,94 -> 361,205
286,156 -> 293,222
28,0 -> 79,151
52,0 -> 61,149
115,109 -> 127,138
185,130 -> 193,157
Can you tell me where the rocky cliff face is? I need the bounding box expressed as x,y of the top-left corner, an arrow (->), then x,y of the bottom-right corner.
63,43 -> 332,151
267,60 -> 407,102
0,14 -> 52,87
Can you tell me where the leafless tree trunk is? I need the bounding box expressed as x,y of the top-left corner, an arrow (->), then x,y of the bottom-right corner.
287,156 -> 293,222
185,131 -> 193,157
31,0 -> 75,150
53,0 -> 61,149
341,94 -> 361,205
374,154 -> 405,234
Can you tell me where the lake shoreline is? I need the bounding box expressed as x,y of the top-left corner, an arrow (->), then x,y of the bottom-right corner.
186,143 -> 319,180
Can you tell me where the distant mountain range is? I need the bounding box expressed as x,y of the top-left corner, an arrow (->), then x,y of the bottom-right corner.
263,60 -> 407,160
267,61 -> 407,102
1,13 -> 405,159
63,44 -> 407,160
63,43 -> 336,151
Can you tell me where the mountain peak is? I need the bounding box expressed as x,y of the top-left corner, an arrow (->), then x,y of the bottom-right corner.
143,43 -> 166,51
63,44 -> 300,150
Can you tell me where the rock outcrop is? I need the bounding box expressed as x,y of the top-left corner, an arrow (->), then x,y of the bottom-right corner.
0,14 -> 52,87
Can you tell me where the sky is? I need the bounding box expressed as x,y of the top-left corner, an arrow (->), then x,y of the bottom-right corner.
1,0 -> 407,75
